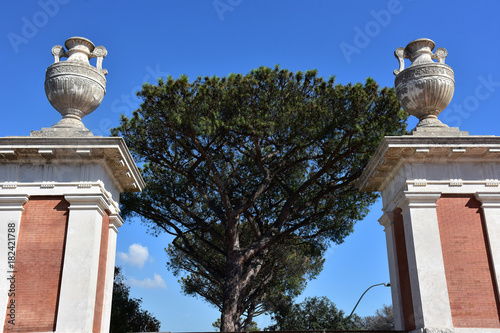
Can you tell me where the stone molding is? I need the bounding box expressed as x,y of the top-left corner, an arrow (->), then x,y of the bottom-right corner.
358,135 -> 500,192
0,136 -> 144,192
0,194 -> 29,211
109,214 -> 124,233
65,194 -> 110,217
475,192 -> 500,207
378,211 -> 394,230
0,182 -> 120,213
399,192 -> 441,215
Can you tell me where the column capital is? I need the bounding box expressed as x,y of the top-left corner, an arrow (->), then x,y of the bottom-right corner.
399,192 -> 441,215
475,192 -> 500,208
64,193 -> 110,217
0,194 -> 29,211
109,214 -> 124,233
379,211 -> 394,230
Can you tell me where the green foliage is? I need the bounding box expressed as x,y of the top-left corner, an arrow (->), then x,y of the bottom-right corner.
266,296 -> 358,330
358,304 -> 394,331
110,267 -> 161,333
112,66 -> 407,330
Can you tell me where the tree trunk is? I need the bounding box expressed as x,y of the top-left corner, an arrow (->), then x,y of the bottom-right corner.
222,214 -> 243,332
221,256 -> 242,331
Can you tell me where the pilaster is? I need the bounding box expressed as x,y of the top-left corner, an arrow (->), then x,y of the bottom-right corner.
398,192 -> 453,330
100,214 -> 124,333
379,211 -> 404,330
0,194 -> 29,332
56,194 -> 108,332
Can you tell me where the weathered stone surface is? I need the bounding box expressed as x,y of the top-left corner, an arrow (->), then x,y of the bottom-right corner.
394,38 -> 455,130
358,135 -> 500,192
410,126 -> 468,136
30,126 -> 96,137
42,37 -> 108,136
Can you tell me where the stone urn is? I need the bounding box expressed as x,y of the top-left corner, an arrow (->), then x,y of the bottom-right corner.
394,38 -> 454,128
45,37 -> 108,128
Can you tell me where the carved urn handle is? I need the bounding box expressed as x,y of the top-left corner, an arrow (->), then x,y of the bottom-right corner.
393,39 -> 448,75
50,37 -> 108,75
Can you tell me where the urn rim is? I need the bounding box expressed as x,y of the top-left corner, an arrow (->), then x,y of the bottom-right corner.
65,36 -> 95,52
404,38 -> 435,55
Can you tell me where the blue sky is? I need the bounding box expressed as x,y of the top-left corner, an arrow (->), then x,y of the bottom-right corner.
2,1 -> 500,331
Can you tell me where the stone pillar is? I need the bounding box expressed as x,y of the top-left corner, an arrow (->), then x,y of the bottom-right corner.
399,193 -> 453,330
0,194 -> 28,332
379,211 -> 404,330
100,214 -> 123,333
55,194 -> 107,332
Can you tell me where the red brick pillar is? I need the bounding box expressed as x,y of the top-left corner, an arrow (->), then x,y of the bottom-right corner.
437,194 -> 500,328
3,196 -> 69,332
476,192 -> 500,307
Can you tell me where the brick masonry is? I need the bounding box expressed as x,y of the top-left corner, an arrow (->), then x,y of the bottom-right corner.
437,194 -> 500,328
4,196 -> 69,332
393,207 -> 416,331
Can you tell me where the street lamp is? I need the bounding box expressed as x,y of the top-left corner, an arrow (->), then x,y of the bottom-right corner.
347,282 -> 391,319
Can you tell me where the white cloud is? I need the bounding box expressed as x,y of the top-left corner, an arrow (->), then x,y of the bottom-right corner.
130,273 -> 167,289
118,243 -> 149,268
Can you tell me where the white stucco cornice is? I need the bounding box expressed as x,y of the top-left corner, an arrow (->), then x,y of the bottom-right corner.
0,136 -> 144,192
109,214 -> 124,233
358,135 -> 500,192
0,194 -> 29,211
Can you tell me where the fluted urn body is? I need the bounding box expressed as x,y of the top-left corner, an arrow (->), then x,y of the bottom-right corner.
45,37 -> 108,128
394,38 -> 454,128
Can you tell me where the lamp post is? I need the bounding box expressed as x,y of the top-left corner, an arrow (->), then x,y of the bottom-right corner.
347,282 -> 391,319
